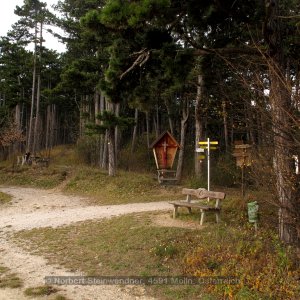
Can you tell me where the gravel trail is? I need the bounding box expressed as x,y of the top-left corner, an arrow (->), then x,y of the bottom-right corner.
0,186 -> 171,300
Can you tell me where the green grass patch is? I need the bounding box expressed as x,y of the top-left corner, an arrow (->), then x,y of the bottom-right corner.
14,214 -> 198,277
13,211 -> 299,300
0,191 -> 12,205
0,145 -> 77,189
63,167 -> 182,204
24,285 -> 57,297
0,144 -> 183,204
14,213 -> 206,299
0,165 -> 68,189
0,264 -> 23,289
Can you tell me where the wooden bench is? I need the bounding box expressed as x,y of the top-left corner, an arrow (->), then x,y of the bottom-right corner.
169,188 -> 226,225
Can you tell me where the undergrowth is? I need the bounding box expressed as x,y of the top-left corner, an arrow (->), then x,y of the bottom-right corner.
13,209 -> 300,300
1,144 -> 299,299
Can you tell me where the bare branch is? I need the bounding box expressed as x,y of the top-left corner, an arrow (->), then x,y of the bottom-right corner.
120,49 -> 150,79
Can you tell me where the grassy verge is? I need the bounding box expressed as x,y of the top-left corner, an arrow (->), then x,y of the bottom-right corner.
24,285 -> 57,297
0,157 -> 183,205
0,145 -> 77,190
0,165 -> 183,204
14,213 -> 197,277
63,168 -> 182,204
0,165 -> 69,189
0,264 -> 23,288
13,204 -> 299,300
0,191 -> 12,205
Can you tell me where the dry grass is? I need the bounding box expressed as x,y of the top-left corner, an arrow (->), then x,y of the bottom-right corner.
63,167 -> 183,204
24,285 -> 58,297
14,213 -> 199,277
0,264 -> 23,289
0,145 -> 183,204
12,195 -> 300,299
14,213 -> 208,299
0,191 -> 12,205
1,145 -> 299,299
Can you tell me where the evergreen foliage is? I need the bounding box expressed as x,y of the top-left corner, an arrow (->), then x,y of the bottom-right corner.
0,0 -> 300,247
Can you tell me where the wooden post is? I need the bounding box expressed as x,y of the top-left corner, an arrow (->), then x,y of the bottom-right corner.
200,210 -> 205,226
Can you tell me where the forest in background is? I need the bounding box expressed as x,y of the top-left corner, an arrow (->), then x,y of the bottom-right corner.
0,0 -> 300,248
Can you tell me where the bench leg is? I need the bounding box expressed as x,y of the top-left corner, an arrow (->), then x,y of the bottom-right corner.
187,207 -> 192,214
173,206 -> 178,219
200,210 -> 205,225
216,212 -> 220,223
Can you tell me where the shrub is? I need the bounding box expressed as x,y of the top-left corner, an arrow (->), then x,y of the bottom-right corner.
184,228 -> 299,299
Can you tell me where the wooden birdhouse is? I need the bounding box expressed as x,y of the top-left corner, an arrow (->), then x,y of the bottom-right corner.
150,131 -> 180,173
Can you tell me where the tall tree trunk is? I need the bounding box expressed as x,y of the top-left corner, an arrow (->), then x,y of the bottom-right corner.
108,127 -> 116,176
15,104 -> 21,130
145,111 -> 150,149
33,21 -> 43,155
94,90 -> 100,165
94,90 -> 100,124
50,104 -> 56,149
27,20 -> 38,152
13,104 -> 22,154
104,101 -> 117,175
155,104 -> 160,137
153,115 -> 158,138
101,130 -> 108,169
45,104 -> 50,150
195,74 -> 204,176
264,0 -> 299,246
176,97 -> 189,181
99,93 -> 105,168
222,101 -> 229,150
79,96 -> 85,137
131,108 -> 139,153
114,103 -> 120,166
165,98 -> 174,135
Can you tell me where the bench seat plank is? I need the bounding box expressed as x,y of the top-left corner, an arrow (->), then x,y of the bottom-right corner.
169,188 -> 225,225
169,201 -> 219,211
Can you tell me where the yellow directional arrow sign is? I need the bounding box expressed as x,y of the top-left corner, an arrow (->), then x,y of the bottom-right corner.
199,146 -> 218,150
197,138 -> 218,192
199,141 -> 218,145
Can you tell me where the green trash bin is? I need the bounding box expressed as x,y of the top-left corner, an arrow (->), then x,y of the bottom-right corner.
247,201 -> 259,223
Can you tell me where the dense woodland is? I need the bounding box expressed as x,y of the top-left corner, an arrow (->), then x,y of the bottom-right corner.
0,0 -> 300,247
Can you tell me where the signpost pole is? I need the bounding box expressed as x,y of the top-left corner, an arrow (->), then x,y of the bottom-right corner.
207,137 -> 210,192
198,138 -> 218,196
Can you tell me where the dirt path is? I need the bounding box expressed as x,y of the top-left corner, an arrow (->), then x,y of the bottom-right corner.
0,186 -> 172,300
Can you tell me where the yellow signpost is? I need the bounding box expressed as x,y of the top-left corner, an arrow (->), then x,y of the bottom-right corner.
199,146 -> 218,150
199,141 -> 218,145
198,138 -> 218,191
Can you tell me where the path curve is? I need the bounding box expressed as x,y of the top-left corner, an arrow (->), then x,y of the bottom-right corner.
0,186 -> 171,300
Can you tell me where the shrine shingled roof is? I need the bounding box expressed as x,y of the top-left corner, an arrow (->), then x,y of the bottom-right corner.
149,131 -> 180,149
